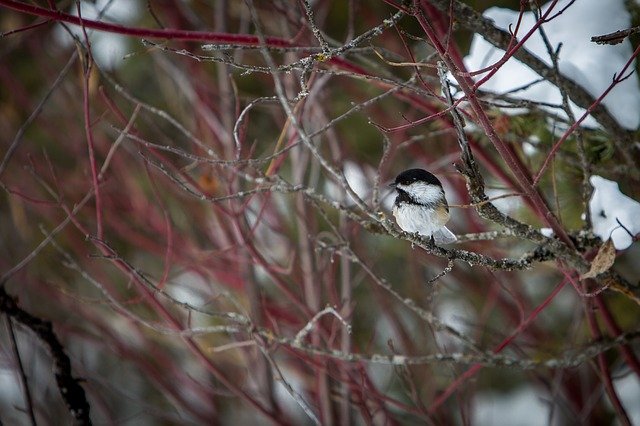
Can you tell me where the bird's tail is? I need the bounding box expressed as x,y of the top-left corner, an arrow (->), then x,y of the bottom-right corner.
433,226 -> 457,244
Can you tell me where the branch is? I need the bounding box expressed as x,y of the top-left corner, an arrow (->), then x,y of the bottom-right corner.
436,62 -> 640,303
4,316 -> 37,426
591,26 -> 640,45
424,0 -> 637,165
0,0 -> 294,46
253,324 -> 640,370
0,286 -> 92,425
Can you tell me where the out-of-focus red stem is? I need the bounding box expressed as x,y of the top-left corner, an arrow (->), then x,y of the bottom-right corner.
469,2 -> 545,86
93,241 -> 285,423
419,1 -> 466,68
51,190 -> 283,424
70,302 -> 218,422
533,43 -> 640,185
595,295 -> 640,377
78,14 -> 103,239
0,0 -> 294,46
428,278 -> 567,413
3,186 -> 59,205
414,1 -> 573,247
584,299 -> 632,425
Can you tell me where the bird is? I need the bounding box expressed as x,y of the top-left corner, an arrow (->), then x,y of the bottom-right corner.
390,168 -> 457,244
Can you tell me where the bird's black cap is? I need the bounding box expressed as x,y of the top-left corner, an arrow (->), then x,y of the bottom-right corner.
392,169 -> 442,187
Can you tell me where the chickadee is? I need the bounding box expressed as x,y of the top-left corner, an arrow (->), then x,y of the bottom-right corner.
390,168 -> 457,244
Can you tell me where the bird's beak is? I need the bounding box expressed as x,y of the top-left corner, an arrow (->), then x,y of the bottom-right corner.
388,181 -> 397,188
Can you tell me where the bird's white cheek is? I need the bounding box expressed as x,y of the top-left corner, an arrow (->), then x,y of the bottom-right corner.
398,182 -> 443,205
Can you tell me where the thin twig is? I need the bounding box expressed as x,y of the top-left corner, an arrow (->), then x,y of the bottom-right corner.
5,315 -> 37,426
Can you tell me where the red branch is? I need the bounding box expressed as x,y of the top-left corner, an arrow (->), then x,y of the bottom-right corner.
414,0 -> 573,247
584,298 -> 632,425
533,43 -> 640,185
0,0 -> 294,46
428,278 -> 567,413
78,4 -> 103,239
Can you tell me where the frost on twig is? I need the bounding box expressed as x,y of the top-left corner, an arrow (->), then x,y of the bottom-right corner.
294,306 -> 351,345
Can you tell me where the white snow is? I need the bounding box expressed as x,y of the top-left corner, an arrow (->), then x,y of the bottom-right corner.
486,187 -> 522,214
324,161 -> 374,204
343,161 -> 371,202
434,298 -> 476,349
589,175 -> 640,250
461,0 -> 640,130
167,272 -> 208,308
522,135 -> 540,156
54,0 -> 142,69
540,227 -> 554,237
0,369 -> 22,424
613,373 -> 640,425
473,386 -> 551,426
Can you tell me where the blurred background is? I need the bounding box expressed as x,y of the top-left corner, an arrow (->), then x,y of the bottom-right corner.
1,0 -> 640,424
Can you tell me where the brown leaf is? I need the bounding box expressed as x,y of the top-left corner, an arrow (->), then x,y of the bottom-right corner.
580,239 -> 616,279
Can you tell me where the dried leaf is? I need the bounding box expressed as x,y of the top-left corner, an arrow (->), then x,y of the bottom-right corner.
580,239 -> 616,279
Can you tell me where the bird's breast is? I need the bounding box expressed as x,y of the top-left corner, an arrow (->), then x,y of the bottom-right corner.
393,202 -> 448,236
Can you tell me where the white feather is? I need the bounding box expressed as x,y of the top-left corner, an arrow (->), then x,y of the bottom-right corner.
396,182 -> 443,205
392,203 -> 457,244
393,203 -> 438,235
392,180 -> 457,244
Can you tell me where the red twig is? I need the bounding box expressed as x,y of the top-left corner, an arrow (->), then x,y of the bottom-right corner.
0,18 -> 49,36
584,299 -> 631,425
0,0 -> 294,46
46,186 -> 284,423
532,43 -> 640,185
413,1 -> 573,247
428,278 -> 567,413
77,3 -> 104,239
469,1 -> 544,85
143,161 -> 174,291
595,295 -> 640,377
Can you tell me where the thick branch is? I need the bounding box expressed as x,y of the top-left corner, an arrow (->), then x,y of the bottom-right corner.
425,0 -> 637,165
0,286 -> 92,425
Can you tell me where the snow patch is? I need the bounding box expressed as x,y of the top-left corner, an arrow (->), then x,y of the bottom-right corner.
325,161 -> 375,205
473,387 -> 552,426
487,187 -> 522,214
461,0 -> 640,129
589,175 -> 640,250
54,0 -> 141,69
613,373 -> 640,425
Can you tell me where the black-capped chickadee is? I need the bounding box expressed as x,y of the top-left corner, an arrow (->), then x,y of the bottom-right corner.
390,169 -> 457,244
